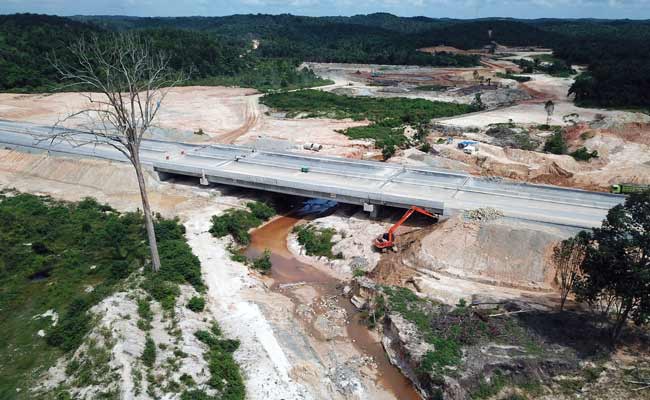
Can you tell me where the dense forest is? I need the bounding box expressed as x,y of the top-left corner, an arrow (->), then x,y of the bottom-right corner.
1,13 -> 650,107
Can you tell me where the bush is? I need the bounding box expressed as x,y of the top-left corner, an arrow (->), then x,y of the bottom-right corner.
142,335 -> 156,367
543,130 -> 567,155
570,147 -> 599,161
252,250 -> 272,274
246,201 -> 275,221
158,239 -> 204,290
187,296 -> 206,312
194,323 -> 244,400
141,274 -> 181,310
209,210 -> 259,245
261,90 -> 475,157
137,298 -> 153,331
293,224 -> 342,259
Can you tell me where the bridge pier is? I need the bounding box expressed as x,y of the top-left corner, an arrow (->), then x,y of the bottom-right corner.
364,203 -> 381,219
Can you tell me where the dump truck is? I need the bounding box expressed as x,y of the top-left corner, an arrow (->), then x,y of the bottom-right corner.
610,183 -> 650,194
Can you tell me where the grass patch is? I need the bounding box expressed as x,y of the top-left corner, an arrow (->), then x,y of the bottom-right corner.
209,201 -> 276,245
543,129 -> 568,155
293,224 -> 343,259
251,249 -> 272,274
570,147 -> 599,161
261,90 -> 476,158
0,194 -> 148,397
496,72 -> 531,83
0,192 -> 217,398
191,322 -> 244,400
187,296 -> 206,312
414,85 -> 448,91
142,335 -> 156,368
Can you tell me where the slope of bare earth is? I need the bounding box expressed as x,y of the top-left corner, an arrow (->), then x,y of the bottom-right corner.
0,148 -> 401,400
0,86 -> 370,157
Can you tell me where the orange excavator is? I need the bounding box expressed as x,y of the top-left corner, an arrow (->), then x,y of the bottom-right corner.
374,206 -> 438,251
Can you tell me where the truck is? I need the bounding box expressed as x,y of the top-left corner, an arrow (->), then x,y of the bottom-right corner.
610,183 -> 650,194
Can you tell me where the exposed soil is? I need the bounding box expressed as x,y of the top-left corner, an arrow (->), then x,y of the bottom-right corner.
245,213 -> 422,400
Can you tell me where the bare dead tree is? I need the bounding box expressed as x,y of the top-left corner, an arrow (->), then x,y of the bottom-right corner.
47,33 -> 186,272
552,237 -> 586,311
544,100 -> 555,125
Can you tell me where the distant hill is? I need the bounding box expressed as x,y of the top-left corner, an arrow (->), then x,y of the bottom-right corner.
2,13 -> 650,107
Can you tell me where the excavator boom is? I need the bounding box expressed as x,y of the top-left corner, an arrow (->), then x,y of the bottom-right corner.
373,206 -> 437,250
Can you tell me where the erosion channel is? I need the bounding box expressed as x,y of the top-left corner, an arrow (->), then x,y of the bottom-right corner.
244,203 -> 421,400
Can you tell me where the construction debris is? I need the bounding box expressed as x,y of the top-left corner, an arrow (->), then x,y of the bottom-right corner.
463,207 -> 504,222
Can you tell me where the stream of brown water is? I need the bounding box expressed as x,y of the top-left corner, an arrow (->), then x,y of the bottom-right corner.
245,214 -> 421,400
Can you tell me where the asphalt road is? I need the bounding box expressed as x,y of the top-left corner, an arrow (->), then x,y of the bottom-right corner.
0,120 -> 624,228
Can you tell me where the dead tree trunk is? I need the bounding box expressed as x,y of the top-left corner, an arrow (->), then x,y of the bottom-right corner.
133,151 -> 161,272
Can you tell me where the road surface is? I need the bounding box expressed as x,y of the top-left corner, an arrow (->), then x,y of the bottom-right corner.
0,120 -> 624,228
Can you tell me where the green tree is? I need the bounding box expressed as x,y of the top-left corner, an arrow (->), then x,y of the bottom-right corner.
573,191 -> 650,343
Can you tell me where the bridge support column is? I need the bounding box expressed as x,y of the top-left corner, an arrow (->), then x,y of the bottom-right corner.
199,170 -> 209,186
364,203 -> 381,219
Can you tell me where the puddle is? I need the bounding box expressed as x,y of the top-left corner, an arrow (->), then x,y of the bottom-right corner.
245,202 -> 421,400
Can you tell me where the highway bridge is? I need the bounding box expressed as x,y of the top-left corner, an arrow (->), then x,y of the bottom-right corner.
0,120 -> 624,228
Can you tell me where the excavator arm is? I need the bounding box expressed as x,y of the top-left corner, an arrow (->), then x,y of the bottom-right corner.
374,206 -> 437,250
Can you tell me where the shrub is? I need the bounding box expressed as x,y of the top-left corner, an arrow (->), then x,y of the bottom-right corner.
293,224 -> 342,259
194,323 -> 244,400
142,336 -> 156,367
209,202 -> 275,245
141,274 -> 181,310
543,130 -> 567,155
570,147 -> 599,161
246,201 -> 275,220
137,298 -> 153,331
158,239 -> 204,290
187,296 -> 205,312
252,250 -> 272,274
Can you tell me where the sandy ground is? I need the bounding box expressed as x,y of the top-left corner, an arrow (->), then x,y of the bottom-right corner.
0,86 -> 369,157
437,74 -> 647,127
183,205 -> 315,400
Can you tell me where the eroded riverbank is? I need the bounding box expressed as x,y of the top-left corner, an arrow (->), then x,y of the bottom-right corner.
245,211 -> 421,400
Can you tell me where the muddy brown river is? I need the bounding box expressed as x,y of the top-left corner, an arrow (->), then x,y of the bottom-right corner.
245,213 -> 421,400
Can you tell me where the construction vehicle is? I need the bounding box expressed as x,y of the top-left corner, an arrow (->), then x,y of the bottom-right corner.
374,206 -> 438,251
611,183 -> 650,194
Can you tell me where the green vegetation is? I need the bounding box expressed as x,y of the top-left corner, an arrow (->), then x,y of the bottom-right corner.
0,193 -> 140,397
251,249 -> 273,274
209,201 -> 276,245
0,192 -> 224,398
137,298 -> 154,331
484,126 -> 539,151
414,85 -> 448,91
569,147 -> 599,162
571,190 -> 650,342
187,296 -> 206,312
496,72 -> 531,83
512,58 -> 576,77
375,286 -> 546,381
261,90 -> 475,157
142,336 -> 157,367
191,61 -> 333,92
190,323 -> 244,400
293,224 -> 343,259
353,268 -> 366,278
543,129 -> 568,155
4,13 -> 650,107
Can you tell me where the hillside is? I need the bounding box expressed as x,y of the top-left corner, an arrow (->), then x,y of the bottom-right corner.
2,13 -> 650,107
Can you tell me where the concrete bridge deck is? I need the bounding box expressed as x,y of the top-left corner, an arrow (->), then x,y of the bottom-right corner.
0,120 -> 624,228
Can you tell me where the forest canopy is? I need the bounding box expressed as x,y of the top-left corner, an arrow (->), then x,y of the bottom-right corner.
1,13 -> 650,107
